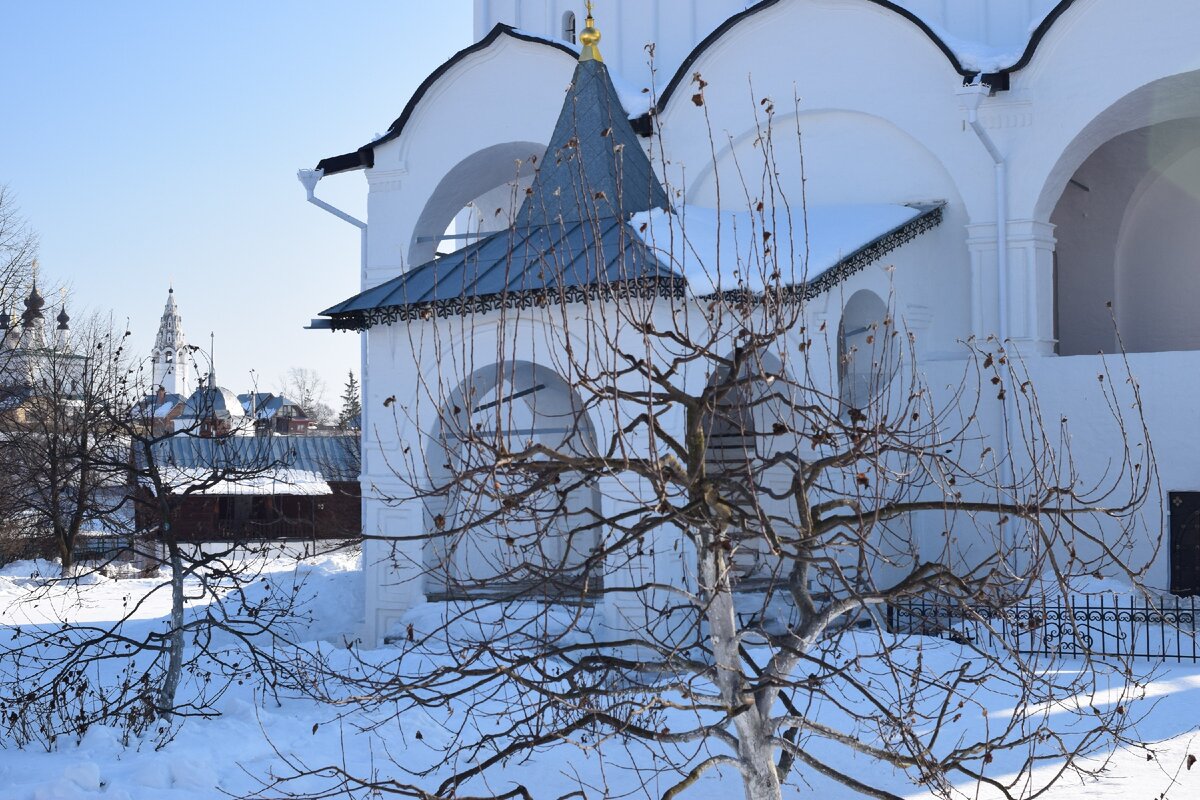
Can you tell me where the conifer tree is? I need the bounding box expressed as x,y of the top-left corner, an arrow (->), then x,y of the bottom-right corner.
337,370 -> 361,430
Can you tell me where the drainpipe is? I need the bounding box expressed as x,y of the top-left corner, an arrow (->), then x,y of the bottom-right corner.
297,168 -> 367,283
960,81 -> 1009,345
297,166 -> 368,463
960,80 -> 1021,572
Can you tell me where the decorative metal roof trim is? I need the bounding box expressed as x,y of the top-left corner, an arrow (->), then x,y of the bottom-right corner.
329,276 -> 688,332
328,204 -> 942,329
700,202 -> 945,304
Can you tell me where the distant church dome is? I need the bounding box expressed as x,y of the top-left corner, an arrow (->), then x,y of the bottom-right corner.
21,284 -> 44,329
182,368 -> 246,422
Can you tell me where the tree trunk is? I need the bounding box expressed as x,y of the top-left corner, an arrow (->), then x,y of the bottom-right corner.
737,724 -> 784,800
699,548 -> 784,800
156,542 -> 185,720
57,535 -> 74,572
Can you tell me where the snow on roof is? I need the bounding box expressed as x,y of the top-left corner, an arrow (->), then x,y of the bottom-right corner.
630,203 -> 925,296
150,467 -> 332,497
891,0 -> 1060,73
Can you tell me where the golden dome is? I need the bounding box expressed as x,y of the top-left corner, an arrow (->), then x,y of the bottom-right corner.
579,2 -> 603,63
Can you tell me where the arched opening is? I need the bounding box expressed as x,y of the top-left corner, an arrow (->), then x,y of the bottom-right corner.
1052,118 -> 1200,354
424,361 -> 600,595
702,350 -> 796,582
1037,70 -> 1200,355
408,141 -> 544,267
838,290 -> 896,413
562,10 -> 577,44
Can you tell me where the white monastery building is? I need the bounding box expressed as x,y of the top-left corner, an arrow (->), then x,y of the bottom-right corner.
303,0 -> 1200,643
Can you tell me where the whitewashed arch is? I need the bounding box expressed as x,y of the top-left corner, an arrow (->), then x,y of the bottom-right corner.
1052,117 -> 1200,354
838,289 -> 895,412
406,141 -> 543,267
702,349 -> 796,580
361,32 -> 577,287
652,0 -> 980,217
1011,0 -> 1200,221
423,359 -> 601,592
1031,69 -> 1200,223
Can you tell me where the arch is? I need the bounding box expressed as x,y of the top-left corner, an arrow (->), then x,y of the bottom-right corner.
1038,67 -> 1200,354
702,350 -> 797,581
1033,70 -> 1200,222
1051,118 -> 1200,354
838,290 -> 896,412
407,141 -> 543,267
423,360 -> 600,593
687,109 -> 962,210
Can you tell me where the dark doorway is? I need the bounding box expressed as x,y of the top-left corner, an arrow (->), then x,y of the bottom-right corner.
1170,492 -> 1200,595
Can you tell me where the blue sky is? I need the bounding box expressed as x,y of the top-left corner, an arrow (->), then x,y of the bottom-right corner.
0,1 -> 471,403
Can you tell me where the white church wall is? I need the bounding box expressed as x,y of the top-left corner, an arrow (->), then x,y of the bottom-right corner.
1018,350 -> 1200,593
476,0 -> 749,91
348,0 -> 1200,643
651,0 -> 992,217
475,1 -> 1064,95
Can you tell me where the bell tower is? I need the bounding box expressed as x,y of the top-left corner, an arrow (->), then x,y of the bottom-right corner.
151,288 -> 191,396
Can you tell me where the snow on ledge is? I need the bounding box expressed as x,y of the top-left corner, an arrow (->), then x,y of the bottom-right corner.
630,203 -> 921,296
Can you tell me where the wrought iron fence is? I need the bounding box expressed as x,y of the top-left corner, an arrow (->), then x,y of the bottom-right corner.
888,594 -> 1200,663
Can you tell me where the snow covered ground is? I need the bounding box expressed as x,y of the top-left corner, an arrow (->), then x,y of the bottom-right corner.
0,553 -> 1197,800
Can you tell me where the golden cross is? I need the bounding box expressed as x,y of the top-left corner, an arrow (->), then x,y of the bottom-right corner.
586,1 -> 594,17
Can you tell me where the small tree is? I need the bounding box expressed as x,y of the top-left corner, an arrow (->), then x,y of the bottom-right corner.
0,316 -> 128,570
337,370 -> 361,430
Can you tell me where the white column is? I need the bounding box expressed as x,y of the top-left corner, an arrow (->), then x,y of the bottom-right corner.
1007,219 -> 1058,356
365,167 -> 409,290
966,223 -> 1000,342
363,498 -> 426,646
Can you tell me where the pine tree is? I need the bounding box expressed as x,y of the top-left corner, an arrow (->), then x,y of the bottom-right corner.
337,370 -> 361,429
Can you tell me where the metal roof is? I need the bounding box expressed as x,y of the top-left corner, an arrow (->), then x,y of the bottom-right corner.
320,56 -> 679,331
147,434 -> 360,484
516,58 -> 669,225
321,216 -> 681,330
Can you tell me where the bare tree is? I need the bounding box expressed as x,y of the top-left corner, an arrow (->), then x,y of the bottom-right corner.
279,366 -> 334,425
0,316 -> 129,570
0,185 -> 37,297
0,334 -> 311,748
266,75 -> 1161,800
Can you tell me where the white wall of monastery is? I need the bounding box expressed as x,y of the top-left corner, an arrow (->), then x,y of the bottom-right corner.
329,0 -> 1200,640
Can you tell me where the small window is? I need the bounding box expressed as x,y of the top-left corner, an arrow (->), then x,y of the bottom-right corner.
563,10 -> 577,44
165,351 -> 173,363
